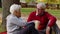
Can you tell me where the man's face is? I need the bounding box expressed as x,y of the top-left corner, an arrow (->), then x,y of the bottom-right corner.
36,8 -> 45,16
14,9 -> 21,18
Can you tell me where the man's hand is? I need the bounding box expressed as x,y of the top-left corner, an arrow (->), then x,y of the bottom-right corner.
46,26 -> 50,34
33,20 -> 40,30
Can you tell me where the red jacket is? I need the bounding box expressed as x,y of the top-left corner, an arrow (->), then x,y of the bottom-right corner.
27,11 -> 57,30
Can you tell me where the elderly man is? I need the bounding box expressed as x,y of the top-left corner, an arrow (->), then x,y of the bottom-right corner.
27,3 -> 57,34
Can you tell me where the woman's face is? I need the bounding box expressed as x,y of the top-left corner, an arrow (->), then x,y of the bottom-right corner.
14,9 -> 21,18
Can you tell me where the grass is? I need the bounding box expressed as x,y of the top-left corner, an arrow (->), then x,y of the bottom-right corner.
0,8 -> 60,32
46,9 -> 60,20
0,8 -> 60,19
0,8 -> 2,13
0,25 -> 6,32
21,8 -> 60,20
21,8 -> 35,17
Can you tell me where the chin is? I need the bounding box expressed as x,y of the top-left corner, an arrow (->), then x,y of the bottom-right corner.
19,16 -> 21,17
17,16 -> 21,18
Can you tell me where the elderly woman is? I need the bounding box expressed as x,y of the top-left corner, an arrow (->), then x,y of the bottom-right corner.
6,4 -> 27,34
6,4 -> 39,34
27,3 -> 57,34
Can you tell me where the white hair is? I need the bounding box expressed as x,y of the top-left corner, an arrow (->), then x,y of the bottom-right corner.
10,4 -> 21,14
37,2 -> 46,9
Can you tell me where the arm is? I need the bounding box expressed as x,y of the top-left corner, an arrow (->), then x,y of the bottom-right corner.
46,12 -> 57,27
27,12 -> 34,22
46,12 -> 57,34
10,18 -> 27,27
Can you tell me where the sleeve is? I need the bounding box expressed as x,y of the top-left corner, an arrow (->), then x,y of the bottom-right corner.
27,12 -> 34,22
10,18 -> 27,27
46,12 -> 57,27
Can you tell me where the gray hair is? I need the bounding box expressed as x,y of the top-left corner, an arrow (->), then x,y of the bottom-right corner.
37,2 -> 46,9
10,4 -> 21,14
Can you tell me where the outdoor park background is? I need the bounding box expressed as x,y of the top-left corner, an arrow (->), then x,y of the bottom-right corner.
0,0 -> 60,33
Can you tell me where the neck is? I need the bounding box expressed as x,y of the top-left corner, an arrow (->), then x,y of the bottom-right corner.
36,10 -> 45,16
17,16 -> 20,18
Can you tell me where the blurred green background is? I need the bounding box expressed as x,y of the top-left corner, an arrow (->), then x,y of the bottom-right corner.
0,8 -> 60,32
0,0 -> 60,33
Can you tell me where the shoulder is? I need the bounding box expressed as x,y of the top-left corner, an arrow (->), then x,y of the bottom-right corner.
45,12 -> 51,16
31,11 -> 36,14
45,12 -> 56,19
6,14 -> 18,21
29,11 -> 36,16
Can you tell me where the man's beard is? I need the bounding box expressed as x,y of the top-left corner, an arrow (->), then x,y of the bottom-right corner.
38,12 -> 45,16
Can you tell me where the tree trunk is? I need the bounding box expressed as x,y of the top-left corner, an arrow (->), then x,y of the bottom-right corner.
2,0 -> 20,30
0,0 -> 2,7
57,4 -> 59,9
